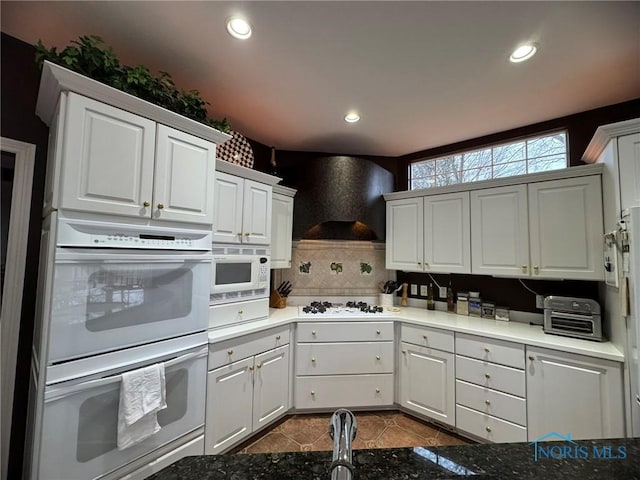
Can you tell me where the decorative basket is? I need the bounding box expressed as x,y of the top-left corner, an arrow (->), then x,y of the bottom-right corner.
216,130 -> 254,168
269,290 -> 287,309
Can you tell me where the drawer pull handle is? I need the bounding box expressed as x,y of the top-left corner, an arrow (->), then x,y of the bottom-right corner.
423,335 -> 428,340
311,391 -> 315,396
529,355 -> 535,361
276,335 -> 281,340
376,330 -> 381,335
376,355 -> 381,360
238,310 -> 243,315
375,388 -> 380,393
485,373 -> 491,379
311,358 -> 316,363
484,347 -> 490,353
486,427 -> 492,433
256,362 -> 262,369
312,330 -> 317,335
227,349 -> 233,355
485,400 -> 491,405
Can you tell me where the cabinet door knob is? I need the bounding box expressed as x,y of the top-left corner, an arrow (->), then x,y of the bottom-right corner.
485,373 -> 491,379
376,330 -> 381,335
256,362 -> 262,369
238,310 -> 243,315
521,265 -> 528,273
423,335 -> 428,340
227,349 -> 233,355
376,355 -> 381,360
276,335 -> 281,340
533,265 -> 539,274
401,350 -> 407,354
237,233 -> 243,237
311,357 -> 316,363
529,355 -> 535,361
311,391 -> 315,396
484,347 -> 490,353
417,262 -> 422,266
245,233 -> 250,237
486,427 -> 492,433
249,366 -> 254,371
143,201 -> 150,207
312,330 -> 317,335
375,388 -> 380,393
424,262 -> 429,268
157,203 -> 164,210
485,400 -> 491,405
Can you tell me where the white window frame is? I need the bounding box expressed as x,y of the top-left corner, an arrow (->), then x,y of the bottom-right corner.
409,130 -> 568,190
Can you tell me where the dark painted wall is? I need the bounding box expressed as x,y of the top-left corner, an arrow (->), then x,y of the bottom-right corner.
1,33 -> 49,479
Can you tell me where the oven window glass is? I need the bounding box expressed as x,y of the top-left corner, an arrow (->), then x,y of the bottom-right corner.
79,267 -> 193,331
215,262 -> 252,285
76,368 -> 188,462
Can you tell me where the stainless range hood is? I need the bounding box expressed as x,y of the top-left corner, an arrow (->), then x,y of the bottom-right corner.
293,156 -> 394,241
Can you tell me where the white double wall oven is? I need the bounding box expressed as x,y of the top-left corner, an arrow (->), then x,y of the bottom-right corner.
29,212 -> 212,480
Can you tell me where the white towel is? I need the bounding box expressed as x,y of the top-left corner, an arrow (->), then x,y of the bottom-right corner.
117,363 -> 167,450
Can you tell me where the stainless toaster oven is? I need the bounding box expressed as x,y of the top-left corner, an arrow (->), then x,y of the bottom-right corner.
543,296 -> 604,342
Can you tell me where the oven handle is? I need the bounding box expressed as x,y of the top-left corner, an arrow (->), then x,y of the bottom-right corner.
548,311 -> 595,321
44,346 -> 207,402
54,251 -> 212,263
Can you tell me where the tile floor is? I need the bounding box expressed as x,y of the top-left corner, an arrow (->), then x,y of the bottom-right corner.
232,411 -> 470,454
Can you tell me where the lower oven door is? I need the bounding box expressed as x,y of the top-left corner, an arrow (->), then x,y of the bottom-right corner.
47,249 -> 211,363
37,343 -> 207,480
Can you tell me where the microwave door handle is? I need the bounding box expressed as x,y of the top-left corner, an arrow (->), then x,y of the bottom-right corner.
45,347 -> 207,403
549,311 -> 594,320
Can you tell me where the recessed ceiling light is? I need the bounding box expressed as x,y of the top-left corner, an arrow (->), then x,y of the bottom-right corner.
510,43 -> 537,63
226,17 -> 252,39
344,112 -> 360,123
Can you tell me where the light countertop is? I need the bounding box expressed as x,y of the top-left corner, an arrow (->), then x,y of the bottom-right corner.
208,306 -> 624,362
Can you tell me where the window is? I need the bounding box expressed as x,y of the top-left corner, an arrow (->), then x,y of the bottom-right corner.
409,131 -> 568,190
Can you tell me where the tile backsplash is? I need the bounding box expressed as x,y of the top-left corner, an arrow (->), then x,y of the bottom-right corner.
273,240 -> 394,297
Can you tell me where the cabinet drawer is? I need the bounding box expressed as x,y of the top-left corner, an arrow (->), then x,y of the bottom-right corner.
295,374 -> 394,409
456,405 -> 527,443
209,298 -> 269,330
401,324 -> 454,352
296,342 -> 394,375
455,380 -> 526,426
297,322 -> 393,342
456,355 -> 525,397
455,333 -> 524,368
209,326 -> 290,370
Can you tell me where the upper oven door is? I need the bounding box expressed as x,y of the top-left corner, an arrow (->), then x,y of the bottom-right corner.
47,249 -> 211,364
211,255 -> 267,294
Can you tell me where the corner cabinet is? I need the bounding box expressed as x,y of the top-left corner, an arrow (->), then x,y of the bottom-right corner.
212,163 -> 282,245
48,92 -> 217,224
526,346 -> 624,441
271,186 -> 296,268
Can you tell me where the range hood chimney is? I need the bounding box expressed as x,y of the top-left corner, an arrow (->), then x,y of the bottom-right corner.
293,156 -> 394,241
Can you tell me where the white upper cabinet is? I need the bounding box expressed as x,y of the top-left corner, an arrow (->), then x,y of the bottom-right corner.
54,92 -> 216,225
424,192 -> 471,273
528,176 -> 603,280
471,185 -> 530,277
470,175 -> 603,280
212,171 -> 272,245
271,190 -> 295,268
618,133 -> 640,209
386,198 -> 423,270
154,125 -> 216,224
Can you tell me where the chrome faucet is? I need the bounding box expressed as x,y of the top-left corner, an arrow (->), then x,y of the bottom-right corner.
329,409 -> 357,480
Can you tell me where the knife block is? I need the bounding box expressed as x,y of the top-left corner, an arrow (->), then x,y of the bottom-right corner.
269,290 -> 287,309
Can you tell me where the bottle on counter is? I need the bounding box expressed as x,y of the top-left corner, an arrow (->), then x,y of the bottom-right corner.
427,283 -> 435,310
446,281 -> 455,313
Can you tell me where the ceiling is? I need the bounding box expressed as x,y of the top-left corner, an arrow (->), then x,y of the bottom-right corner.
2,1 -> 639,157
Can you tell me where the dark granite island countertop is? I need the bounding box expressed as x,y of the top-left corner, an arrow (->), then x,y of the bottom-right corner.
147,438 -> 640,479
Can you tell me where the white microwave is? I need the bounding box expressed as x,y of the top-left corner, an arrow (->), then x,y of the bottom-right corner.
210,244 -> 270,304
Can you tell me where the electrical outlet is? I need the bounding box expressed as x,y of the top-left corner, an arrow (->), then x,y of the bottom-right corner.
420,285 -> 428,296
536,295 -> 544,309
439,286 -> 447,298
410,284 -> 418,295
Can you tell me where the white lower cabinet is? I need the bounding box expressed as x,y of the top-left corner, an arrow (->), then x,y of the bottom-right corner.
399,340 -> 455,427
526,346 -> 625,441
454,333 -> 527,442
205,329 -> 290,454
295,321 -> 394,410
